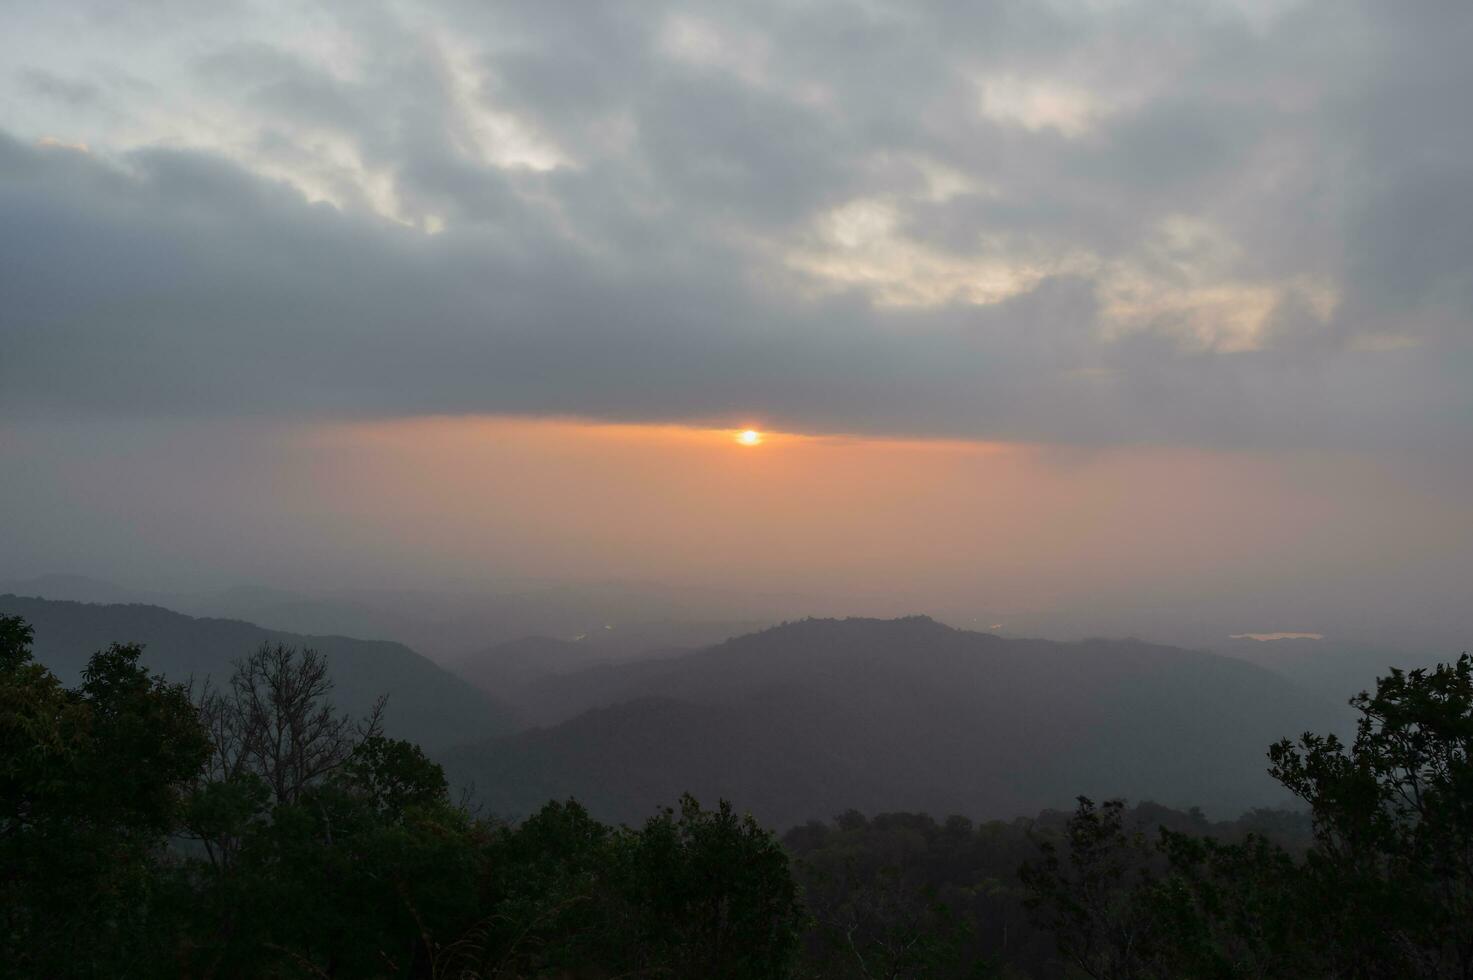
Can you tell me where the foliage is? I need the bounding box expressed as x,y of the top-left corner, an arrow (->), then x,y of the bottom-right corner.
0,614 -> 209,977
197,641 -> 386,806
7,608 -> 1472,980
1023,652 -> 1473,980
625,794 -> 806,978
0,616 -> 807,979
338,733 -> 450,818
1019,798 -> 1167,980
1267,654 -> 1473,976
791,811 -> 1030,979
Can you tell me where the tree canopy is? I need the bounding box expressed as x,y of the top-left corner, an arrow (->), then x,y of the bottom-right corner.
0,617 -> 807,978
4,610 -> 1469,979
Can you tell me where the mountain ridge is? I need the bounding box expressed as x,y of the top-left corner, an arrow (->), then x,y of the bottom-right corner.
444,615 -> 1345,827
0,594 -> 514,750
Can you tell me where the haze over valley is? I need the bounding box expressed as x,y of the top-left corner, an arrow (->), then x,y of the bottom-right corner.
0,585 -> 1441,830
4,1 -> 1471,975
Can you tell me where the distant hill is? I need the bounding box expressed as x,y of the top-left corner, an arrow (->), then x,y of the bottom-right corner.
0,574 -> 768,664
450,635 -> 639,714
448,622 -> 757,719
1214,636 -> 1451,705
0,595 -> 513,750
456,635 -> 598,684
0,573 -> 142,605
442,616 -> 1345,828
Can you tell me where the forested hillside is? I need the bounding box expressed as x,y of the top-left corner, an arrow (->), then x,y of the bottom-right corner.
6,608 -> 1471,978
0,595 -> 512,749
445,616 -> 1343,825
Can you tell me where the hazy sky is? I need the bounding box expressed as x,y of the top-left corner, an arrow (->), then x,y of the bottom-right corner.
2,1 -> 1470,644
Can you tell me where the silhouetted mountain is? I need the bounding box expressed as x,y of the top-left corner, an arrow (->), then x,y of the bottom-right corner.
0,572 -> 771,664
444,618 -> 771,719
0,577 -> 445,658
443,616 -> 1344,827
0,595 -> 512,750
0,573 -> 142,605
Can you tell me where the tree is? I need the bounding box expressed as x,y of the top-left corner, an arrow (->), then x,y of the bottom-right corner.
198,641 -> 385,806
2,617 -> 803,979
337,733 -> 449,819
1019,797 -> 1167,980
188,642 -> 384,870
809,863 -> 976,980
1023,655 -> 1473,979
1140,828 -> 1311,979
625,794 -> 807,979
199,780 -> 485,979
461,795 -> 808,979
0,616 -> 209,977
1269,654 -> 1473,977
464,799 -> 625,977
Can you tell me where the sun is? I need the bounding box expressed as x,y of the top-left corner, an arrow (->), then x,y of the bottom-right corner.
735,429 -> 763,446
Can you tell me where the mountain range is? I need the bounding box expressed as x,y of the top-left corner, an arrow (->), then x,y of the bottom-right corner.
0,594 -> 512,750
11,591 -> 1439,831
442,616 -> 1350,827
0,573 -> 764,663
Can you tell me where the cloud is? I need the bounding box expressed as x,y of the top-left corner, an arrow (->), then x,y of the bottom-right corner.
0,0 -> 1469,454
18,69 -> 102,108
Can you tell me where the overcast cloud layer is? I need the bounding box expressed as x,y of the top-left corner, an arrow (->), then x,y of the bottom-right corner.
3,0 -> 1471,450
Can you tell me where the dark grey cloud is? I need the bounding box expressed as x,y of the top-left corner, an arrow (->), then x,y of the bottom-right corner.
1,0 -> 1469,453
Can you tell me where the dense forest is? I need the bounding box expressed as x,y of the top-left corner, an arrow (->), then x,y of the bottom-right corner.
4,611 -> 1472,978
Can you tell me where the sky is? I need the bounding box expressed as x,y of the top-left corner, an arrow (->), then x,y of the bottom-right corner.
2,1 -> 1470,646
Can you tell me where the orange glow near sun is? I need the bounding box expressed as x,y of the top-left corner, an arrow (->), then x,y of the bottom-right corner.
736,429 -> 763,446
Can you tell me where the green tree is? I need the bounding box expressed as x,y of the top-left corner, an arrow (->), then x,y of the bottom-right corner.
338,733 -> 449,818
1138,828 -> 1312,979
1269,654 -> 1473,977
195,783 -> 484,979
460,795 -> 808,979
463,799 -> 625,977
1019,797 -> 1167,980
0,615 -> 209,977
179,646 -> 476,978
808,862 -> 977,980
624,794 -> 806,978
1024,655 -> 1473,979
